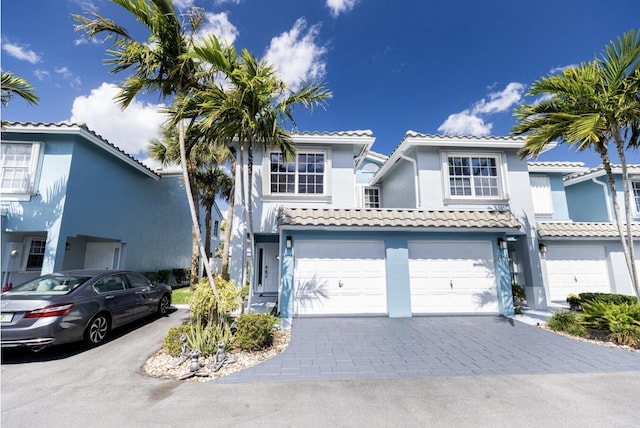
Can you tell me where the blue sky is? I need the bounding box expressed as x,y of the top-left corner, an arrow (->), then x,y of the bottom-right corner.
2,0 -> 640,168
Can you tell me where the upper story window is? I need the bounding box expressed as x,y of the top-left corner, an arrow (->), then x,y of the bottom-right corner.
363,187 -> 381,208
530,175 -> 553,216
632,181 -> 640,214
268,151 -> 327,196
1,142 -> 41,199
443,153 -> 505,200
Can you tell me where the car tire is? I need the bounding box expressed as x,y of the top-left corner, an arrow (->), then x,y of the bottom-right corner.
157,294 -> 170,316
84,313 -> 110,347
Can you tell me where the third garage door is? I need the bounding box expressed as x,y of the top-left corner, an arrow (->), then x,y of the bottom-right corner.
409,241 -> 499,314
545,245 -> 611,301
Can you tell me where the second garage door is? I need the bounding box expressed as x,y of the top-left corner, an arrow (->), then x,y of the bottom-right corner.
294,241 -> 387,316
545,245 -> 611,301
409,241 -> 499,314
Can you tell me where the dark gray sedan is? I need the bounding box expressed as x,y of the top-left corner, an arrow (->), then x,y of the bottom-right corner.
0,269 -> 172,351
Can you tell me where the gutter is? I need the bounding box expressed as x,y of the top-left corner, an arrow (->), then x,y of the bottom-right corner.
592,177 -> 613,222
400,154 -> 421,207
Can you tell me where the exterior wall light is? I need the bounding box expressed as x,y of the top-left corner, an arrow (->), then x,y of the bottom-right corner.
497,238 -> 508,250
286,236 -> 292,249
539,243 -> 548,254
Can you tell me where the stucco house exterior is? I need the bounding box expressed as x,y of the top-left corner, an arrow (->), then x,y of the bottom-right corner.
531,162 -> 640,301
1,122 -> 222,288
228,131 -> 572,327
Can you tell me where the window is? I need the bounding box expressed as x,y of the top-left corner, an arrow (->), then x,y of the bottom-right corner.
25,238 -> 46,271
94,274 -> 127,293
530,175 -> 553,216
213,220 -> 220,238
269,151 -> 326,195
445,154 -> 504,199
126,273 -> 150,289
633,181 -> 640,213
1,142 -> 41,196
363,187 -> 381,208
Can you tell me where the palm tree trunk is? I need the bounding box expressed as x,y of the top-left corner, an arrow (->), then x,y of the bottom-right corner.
245,139 -> 256,314
612,130 -> 639,296
237,138 -> 249,310
178,120 -> 220,304
204,202 -> 212,259
221,157 -> 236,280
187,159 -> 200,288
599,147 -> 638,297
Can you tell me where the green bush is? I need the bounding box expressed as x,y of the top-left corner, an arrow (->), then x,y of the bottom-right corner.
164,324 -> 190,357
512,283 -> 526,312
172,268 -> 189,285
189,276 -> 242,324
143,272 -> 160,283
579,292 -> 638,306
233,313 -> 276,351
581,301 -> 640,346
547,311 -> 587,337
609,324 -> 640,347
157,270 -> 171,284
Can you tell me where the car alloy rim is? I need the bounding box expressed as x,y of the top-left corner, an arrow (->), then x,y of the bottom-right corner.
160,296 -> 169,314
90,317 -> 108,343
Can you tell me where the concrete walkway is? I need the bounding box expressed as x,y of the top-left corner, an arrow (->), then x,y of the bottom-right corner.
219,314 -> 640,383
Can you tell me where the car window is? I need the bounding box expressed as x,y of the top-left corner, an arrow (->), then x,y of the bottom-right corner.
93,274 -> 127,293
4,274 -> 90,295
125,273 -> 150,289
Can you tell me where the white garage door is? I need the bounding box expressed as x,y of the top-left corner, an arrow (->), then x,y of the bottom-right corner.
546,246 -> 610,301
409,241 -> 498,313
294,241 -> 387,315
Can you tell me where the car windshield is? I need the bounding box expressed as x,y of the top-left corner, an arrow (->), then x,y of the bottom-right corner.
3,274 -> 91,295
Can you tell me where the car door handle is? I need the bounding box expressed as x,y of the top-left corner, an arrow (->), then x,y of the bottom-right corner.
106,295 -> 115,300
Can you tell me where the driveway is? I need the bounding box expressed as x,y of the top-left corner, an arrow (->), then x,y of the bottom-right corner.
3,311 -> 640,427
220,315 -> 640,382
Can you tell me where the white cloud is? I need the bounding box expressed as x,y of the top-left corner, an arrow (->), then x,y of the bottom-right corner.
437,82 -> 525,136
326,0 -> 358,17
2,40 -> 40,64
173,0 -> 195,9
550,64 -> 577,74
69,83 -> 165,160
214,0 -> 241,5
33,69 -> 50,80
196,12 -> 239,46
264,18 -> 327,90
437,111 -> 493,136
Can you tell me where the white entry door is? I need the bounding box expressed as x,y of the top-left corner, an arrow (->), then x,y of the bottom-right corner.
294,240 -> 387,315
84,242 -> 121,270
255,243 -> 279,294
545,245 -> 610,301
409,241 -> 498,313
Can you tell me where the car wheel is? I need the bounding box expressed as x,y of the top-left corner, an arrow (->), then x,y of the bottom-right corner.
157,294 -> 170,316
84,313 -> 109,347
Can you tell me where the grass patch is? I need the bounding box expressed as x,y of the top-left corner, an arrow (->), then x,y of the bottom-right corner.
171,286 -> 193,305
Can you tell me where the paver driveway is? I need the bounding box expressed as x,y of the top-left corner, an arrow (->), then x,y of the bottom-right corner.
220,315 -> 640,382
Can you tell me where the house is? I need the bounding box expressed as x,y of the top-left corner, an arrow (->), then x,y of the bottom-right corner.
531,162 -> 640,301
229,131 -> 558,327
1,122 -> 223,287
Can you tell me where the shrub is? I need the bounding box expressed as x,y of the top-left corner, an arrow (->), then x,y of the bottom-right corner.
164,324 -> 190,357
578,292 -> 638,306
512,283 -> 526,305
609,324 -> 640,347
233,313 -> 276,351
189,276 -> 242,325
143,272 -> 160,283
172,268 -> 189,285
581,301 -> 640,329
547,311 -> 586,337
186,321 -> 232,357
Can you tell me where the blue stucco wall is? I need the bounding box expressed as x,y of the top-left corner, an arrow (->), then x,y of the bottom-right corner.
566,179 -> 610,221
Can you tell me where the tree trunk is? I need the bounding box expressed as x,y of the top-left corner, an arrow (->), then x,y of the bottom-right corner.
187,159 -> 200,289
178,120 -> 220,304
204,202 -> 212,259
245,139 -> 256,314
237,138 -> 248,310
220,157 -> 236,280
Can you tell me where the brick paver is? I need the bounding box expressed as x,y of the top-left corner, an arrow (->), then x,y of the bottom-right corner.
219,316 -> 640,383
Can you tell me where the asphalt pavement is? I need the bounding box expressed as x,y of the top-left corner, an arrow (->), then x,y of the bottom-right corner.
2,308 -> 640,427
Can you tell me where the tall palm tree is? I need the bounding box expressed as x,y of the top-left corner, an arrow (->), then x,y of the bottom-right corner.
195,164 -> 232,259
185,35 -> 331,302
73,0 -> 220,301
512,29 -> 640,297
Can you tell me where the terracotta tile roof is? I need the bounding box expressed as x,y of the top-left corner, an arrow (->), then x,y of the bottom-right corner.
537,222 -> 640,238
293,130 -> 374,137
527,161 -> 586,172
278,208 -> 522,230
564,164 -> 640,183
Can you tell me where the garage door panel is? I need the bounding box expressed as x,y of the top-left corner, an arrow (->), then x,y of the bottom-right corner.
409,241 -> 499,313
294,241 -> 387,315
546,246 -> 610,301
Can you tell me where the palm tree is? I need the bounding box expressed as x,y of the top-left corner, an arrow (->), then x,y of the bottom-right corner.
185,35 -> 331,303
73,0 -> 220,301
1,71 -> 39,108
512,29 -> 640,297
195,164 -> 232,260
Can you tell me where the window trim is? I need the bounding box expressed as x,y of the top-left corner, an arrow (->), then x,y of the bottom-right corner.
1,141 -> 43,201
23,237 -> 46,272
441,151 -> 508,202
357,185 -> 381,208
262,148 -> 331,198
632,179 -> 640,217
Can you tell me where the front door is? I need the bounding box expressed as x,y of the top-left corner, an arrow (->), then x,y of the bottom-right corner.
84,242 -> 121,270
255,243 -> 278,294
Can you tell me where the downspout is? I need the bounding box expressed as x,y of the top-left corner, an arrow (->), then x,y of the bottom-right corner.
592,177 -> 613,222
400,154 -> 421,208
